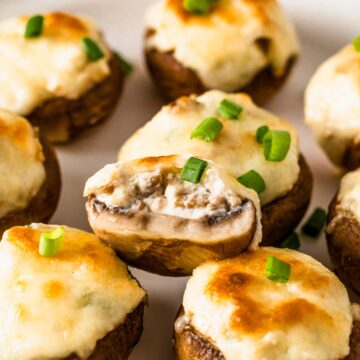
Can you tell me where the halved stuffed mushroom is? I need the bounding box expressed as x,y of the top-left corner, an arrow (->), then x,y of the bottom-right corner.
327,168 -> 360,295
0,109 -> 61,236
0,12 -> 126,143
174,247 -> 359,360
84,155 -> 261,276
305,42 -> 360,170
0,224 -> 146,359
145,0 -> 299,103
118,90 -> 313,246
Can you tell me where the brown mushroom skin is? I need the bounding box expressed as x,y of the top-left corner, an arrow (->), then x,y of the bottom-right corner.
261,155 -> 313,246
0,134 -> 61,236
174,306 -> 359,360
64,302 -> 144,360
28,54 -> 124,144
145,45 -> 296,105
326,195 -> 360,296
343,140 -> 360,171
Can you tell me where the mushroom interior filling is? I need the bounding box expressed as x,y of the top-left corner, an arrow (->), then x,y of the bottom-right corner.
93,168 -> 246,221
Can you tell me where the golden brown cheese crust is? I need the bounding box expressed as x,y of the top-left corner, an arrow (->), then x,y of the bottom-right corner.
206,252 -> 333,336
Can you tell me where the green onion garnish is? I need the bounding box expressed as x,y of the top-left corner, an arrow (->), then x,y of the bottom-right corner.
115,51 -> 133,76
278,232 -> 300,250
183,0 -> 211,14
39,226 -> 65,257
265,256 -> 291,283
353,36 -> 360,52
218,99 -> 243,120
237,170 -> 266,194
263,130 -> 291,162
82,37 -> 104,62
256,125 -> 269,144
181,157 -> 208,184
191,117 -> 223,142
301,208 -> 327,238
24,15 -> 44,38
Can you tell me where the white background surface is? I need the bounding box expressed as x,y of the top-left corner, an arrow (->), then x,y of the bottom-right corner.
1,1 -> 359,358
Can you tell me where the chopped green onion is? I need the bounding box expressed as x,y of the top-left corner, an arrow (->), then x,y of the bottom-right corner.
237,170 -> 266,194
256,125 -> 269,144
183,0 -> 211,14
191,117 -> 223,142
278,232 -> 300,250
301,208 -> 327,238
39,226 -> 64,257
263,130 -> 291,161
265,256 -> 291,283
82,37 -> 104,62
115,51 -> 133,76
24,15 -> 44,38
353,36 -> 360,52
218,99 -> 243,120
181,157 -> 208,184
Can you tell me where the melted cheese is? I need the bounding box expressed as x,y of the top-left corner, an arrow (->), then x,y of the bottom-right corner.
336,168 -> 360,221
0,12 -> 111,115
145,0 -> 299,91
182,247 -> 352,360
0,109 -> 45,218
305,44 -> 360,166
0,224 -> 146,360
119,90 -> 300,205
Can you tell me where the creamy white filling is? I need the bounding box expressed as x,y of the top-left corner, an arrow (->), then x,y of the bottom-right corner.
0,109 -> 45,218
305,44 -> 360,166
145,0 -> 299,91
93,165 -> 243,220
0,12 -> 111,115
182,248 -> 353,360
336,168 -> 360,221
0,224 -> 145,360
119,90 -> 300,205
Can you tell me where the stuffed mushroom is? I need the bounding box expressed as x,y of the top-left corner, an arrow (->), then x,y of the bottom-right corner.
0,12 -> 125,143
0,224 -> 146,359
0,109 -> 61,236
145,0 -> 300,103
305,42 -> 360,170
118,90 -> 313,246
174,247 -> 359,360
84,155 -> 262,276
327,167 -> 360,295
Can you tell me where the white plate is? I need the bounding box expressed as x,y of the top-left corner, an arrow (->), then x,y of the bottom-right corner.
1,0 -> 359,358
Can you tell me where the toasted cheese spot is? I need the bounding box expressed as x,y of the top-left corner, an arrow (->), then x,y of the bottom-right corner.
6,226 -> 123,277
43,280 -> 65,300
14,304 -> 29,321
207,268 -> 333,335
45,12 -> 88,37
136,155 -> 179,167
167,0 -> 238,24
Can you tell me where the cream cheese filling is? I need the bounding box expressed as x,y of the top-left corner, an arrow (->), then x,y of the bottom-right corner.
0,12 -> 111,115
305,44 -> 360,166
336,168 -> 360,221
145,0 -> 299,91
